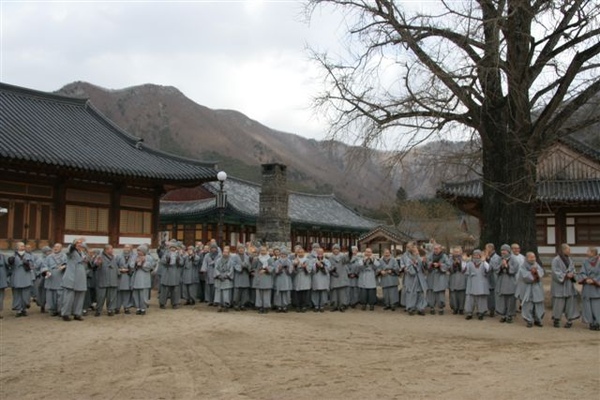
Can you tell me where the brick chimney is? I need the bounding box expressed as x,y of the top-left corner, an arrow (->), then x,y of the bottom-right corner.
256,163 -> 291,246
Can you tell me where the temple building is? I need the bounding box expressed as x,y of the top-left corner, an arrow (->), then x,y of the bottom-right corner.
160,164 -> 377,250
0,82 -> 217,250
437,136 -> 600,256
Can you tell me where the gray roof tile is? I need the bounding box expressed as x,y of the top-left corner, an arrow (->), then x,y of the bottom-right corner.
160,177 -> 377,230
438,179 -> 600,202
0,82 -> 217,183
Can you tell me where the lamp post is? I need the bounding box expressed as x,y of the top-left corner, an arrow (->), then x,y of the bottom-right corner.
216,171 -> 228,247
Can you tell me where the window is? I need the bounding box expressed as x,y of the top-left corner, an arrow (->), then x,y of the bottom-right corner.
119,210 -> 152,235
576,216 -> 600,244
65,205 -> 109,233
536,217 -> 555,245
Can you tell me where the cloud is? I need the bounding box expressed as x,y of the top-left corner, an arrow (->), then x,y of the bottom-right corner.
1,1 -> 346,140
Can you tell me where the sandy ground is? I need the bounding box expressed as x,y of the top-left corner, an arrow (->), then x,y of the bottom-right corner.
0,288 -> 599,400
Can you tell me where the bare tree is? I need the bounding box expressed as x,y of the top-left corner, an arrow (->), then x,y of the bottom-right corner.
307,0 -> 600,252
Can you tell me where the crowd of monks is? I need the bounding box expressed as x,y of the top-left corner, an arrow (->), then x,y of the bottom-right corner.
0,238 -> 599,331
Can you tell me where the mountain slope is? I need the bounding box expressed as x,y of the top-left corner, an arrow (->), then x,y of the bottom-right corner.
57,81 -> 395,209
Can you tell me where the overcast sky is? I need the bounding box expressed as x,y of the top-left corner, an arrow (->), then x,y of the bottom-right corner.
1,1 -> 351,140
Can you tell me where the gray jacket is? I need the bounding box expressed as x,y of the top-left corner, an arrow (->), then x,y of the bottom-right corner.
463,261 -> 490,296
311,257 -> 331,291
293,256 -> 312,291
132,254 -> 154,289
8,251 -> 35,288
519,262 -> 545,303
96,251 -> 119,288
550,255 -> 578,298
357,256 -> 379,289
43,252 -> 67,290
61,245 -> 88,291
214,256 -> 234,290
231,253 -> 252,288
160,251 -> 183,286
579,256 -> 600,299
377,257 -> 400,288
328,253 -> 349,289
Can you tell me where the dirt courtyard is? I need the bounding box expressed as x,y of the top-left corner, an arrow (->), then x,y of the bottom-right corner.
1,291 -> 598,400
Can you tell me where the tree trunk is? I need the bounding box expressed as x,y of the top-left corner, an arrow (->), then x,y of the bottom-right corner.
481,134 -> 538,254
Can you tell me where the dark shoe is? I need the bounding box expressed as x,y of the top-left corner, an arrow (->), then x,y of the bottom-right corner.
136,309 -> 142,315
477,314 -> 484,320
107,311 -> 114,317
438,310 -> 443,315
564,322 -> 573,329
417,310 -> 425,316
361,305 -> 367,311
51,312 -> 60,317
452,309 -> 458,315
172,305 -> 180,309
140,310 -> 146,315
489,311 -> 495,318
408,310 -> 415,316
553,319 -> 560,328
340,307 -> 346,313
159,305 -> 166,309
62,315 -> 71,321
430,309 -> 436,315
82,310 -> 88,316
369,305 -> 375,311
41,306 -> 46,313
500,317 -> 506,323
283,307 -> 288,313
465,314 -> 473,320
458,310 -> 464,315
506,317 -> 513,324
74,315 -> 84,321
15,312 -> 25,318
534,321 -> 543,327
217,307 -> 223,313
124,309 -> 131,315
94,312 -> 101,317
526,321 -> 533,328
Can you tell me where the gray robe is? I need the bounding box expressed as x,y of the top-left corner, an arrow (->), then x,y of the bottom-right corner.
8,251 -> 35,289
464,261 -> 490,296
214,256 -> 234,290
232,253 -> 252,288
550,255 -> 578,298
493,255 -> 518,295
579,256 -> 600,325
328,253 -> 349,289
519,262 -> 545,303
116,253 -> 134,291
132,255 -> 154,289
62,246 -> 88,291
311,257 -> 331,291
377,257 -> 400,288
293,256 -> 313,291
0,255 -> 8,290
252,255 -> 274,290
426,253 -> 449,292
96,252 -> 119,288
274,258 -> 293,292
357,257 -> 379,289
160,251 -> 183,286
448,257 -> 467,291
43,252 -> 67,291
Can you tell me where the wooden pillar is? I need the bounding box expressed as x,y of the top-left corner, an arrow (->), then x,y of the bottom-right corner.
109,184 -> 123,247
53,179 -> 66,245
202,223 -> 208,243
555,208 -> 565,253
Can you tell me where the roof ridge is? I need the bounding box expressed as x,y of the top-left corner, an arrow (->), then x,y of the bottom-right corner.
0,81 -> 88,106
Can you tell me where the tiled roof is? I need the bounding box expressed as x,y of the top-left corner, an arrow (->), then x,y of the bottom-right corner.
438,179 -> 600,202
0,82 -> 217,184
559,136 -> 600,162
160,177 -> 377,231
358,225 -> 418,243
